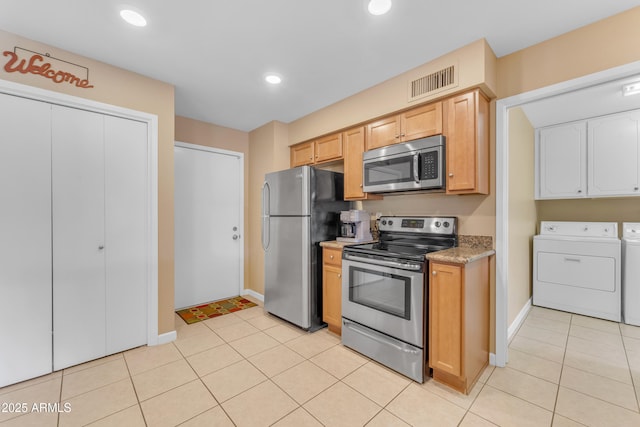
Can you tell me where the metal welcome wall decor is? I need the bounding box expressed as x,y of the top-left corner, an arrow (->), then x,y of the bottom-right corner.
3,47 -> 94,89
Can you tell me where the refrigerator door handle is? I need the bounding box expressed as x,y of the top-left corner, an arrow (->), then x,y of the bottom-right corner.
262,182 -> 270,250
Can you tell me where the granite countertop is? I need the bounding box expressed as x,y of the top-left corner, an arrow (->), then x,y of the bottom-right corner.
426,235 -> 495,264
319,240 -> 376,249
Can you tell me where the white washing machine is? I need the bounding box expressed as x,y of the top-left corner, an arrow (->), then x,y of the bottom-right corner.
533,221 -> 621,322
623,222 -> 640,326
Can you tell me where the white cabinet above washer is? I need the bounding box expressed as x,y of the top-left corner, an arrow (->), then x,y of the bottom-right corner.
536,122 -> 587,199
535,109 -> 640,199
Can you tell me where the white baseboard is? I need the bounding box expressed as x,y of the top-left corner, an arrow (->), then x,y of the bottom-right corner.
489,353 -> 496,366
242,288 -> 264,302
508,298 -> 532,343
156,330 -> 177,345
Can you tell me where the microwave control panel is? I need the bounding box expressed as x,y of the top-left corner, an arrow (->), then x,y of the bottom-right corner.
420,151 -> 439,180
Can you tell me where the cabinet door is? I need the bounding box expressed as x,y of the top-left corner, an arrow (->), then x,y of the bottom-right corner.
537,122 -> 587,199
52,106 -> 106,371
401,102 -> 442,141
104,116 -> 148,354
0,94 -> 53,387
315,133 -> 343,163
588,111 -> 640,196
429,262 -> 462,376
343,126 -> 381,200
444,90 -> 489,194
323,263 -> 342,331
290,141 -> 314,167
367,115 -> 401,150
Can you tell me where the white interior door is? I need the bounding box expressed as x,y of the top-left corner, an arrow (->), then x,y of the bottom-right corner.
52,105 -> 106,370
174,143 -> 243,309
104,115 -> 148,354
0,94 -> 53,387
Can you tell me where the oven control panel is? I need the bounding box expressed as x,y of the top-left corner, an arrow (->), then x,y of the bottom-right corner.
378,216 -> 457,235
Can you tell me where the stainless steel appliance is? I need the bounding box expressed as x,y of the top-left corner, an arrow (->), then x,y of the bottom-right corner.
262,166 -> 351,330
337,210 -> 372,243
341,216 -> 457,382
362,135 -> 445,194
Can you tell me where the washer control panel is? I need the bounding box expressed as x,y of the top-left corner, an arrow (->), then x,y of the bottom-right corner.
540,221 -> 618,238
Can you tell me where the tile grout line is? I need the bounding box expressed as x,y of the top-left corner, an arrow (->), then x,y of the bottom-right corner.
548,311 -> 572,426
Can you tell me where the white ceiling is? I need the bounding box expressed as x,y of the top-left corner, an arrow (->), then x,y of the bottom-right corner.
1,0 -> 640,132
520,74 -> 640,128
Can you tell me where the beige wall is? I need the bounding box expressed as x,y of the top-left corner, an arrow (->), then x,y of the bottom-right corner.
174,116 -> 251,292
247,121 -> 289,295
507,108 -> 537,325
497,7 -> 640,99
497,6 -> 640,329
288,39 -> 497,145
0,29 -> 176,335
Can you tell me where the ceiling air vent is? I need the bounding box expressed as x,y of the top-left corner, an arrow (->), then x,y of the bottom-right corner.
408,64 -> 457,102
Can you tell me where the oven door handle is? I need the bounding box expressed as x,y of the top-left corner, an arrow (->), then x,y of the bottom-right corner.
343,253 -> 423,271
343,320 -> 422,355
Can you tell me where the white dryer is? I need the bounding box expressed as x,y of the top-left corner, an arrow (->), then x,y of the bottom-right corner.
623,222 -> 640,326
533,221 -> 621,322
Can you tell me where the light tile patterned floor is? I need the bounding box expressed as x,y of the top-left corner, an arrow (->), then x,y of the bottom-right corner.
2,302 -> 640,426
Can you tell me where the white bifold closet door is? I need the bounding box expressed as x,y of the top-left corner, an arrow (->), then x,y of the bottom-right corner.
0,94 -> 53,387
52,106 -> 148,371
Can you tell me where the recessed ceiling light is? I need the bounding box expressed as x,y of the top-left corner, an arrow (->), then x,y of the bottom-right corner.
120,9 -> 147,27
368,0 -> 392,15
265,74 -> 282,85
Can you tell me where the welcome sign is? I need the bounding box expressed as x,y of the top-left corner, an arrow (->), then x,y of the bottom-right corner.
3,47 -> 94,89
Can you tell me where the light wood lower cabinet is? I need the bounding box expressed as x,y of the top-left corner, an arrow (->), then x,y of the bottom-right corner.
322,246 -> 343,335
429,257 -> 490,394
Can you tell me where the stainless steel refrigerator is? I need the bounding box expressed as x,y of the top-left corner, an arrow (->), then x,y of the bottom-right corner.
262,166 -> 350,330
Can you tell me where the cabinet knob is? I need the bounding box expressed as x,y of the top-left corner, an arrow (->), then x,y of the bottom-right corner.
330,255 -> 334,260
337,273 -> 342,278
635,187 -> 639,191
395,135 -> 400,139
448,173 -> 454,177
98,245 -> 105,250
577,189 -> 582,193
432,271 -> 437,276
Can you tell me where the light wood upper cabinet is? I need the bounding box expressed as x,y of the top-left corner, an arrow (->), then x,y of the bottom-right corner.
290,133 -> 343,167
429,257 -> 490,394
443,90 -> 489,195
367,102 -> 442,150
366,115 -> 401,150
322,246 -> 343,335
343,126 -> 382,200
402,102 -> 443,141
315,133 -> 343,163
290,141 -> 314,167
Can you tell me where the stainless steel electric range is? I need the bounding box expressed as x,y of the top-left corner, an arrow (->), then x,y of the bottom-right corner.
341,216 -> 457,382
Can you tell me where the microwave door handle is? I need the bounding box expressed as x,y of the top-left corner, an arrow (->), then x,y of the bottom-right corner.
413,154 -> 420,183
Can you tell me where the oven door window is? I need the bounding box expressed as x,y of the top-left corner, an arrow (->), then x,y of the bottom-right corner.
364,156 -> 414,187
348,266 -> 411,320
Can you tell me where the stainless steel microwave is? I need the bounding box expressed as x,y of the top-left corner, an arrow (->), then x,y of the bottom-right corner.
362,135 -> 445,193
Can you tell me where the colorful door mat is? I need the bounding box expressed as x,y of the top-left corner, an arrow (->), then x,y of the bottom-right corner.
176,296 -> 258,325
